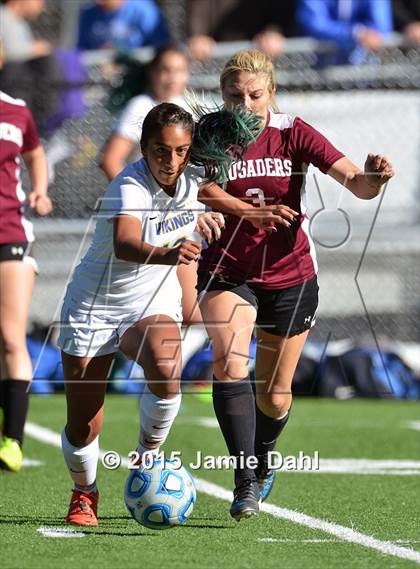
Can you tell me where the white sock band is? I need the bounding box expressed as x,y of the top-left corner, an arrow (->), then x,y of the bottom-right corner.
139,384 -> 181,452
61,430 -> 99,488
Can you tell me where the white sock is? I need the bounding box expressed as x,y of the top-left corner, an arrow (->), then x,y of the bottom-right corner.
180,325 -> 208,370
61,429 -> 99,491
138,384 -> 181,455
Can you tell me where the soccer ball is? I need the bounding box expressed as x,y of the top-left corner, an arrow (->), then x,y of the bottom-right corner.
124,458 -> 196,530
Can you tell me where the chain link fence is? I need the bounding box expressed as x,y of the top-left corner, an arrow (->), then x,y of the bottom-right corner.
29,89 -> 419,343
8,12 -> 418,342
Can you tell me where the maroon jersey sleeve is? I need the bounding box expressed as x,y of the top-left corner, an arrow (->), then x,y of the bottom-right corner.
21,106 -> 41,153
292,117 -> 344,174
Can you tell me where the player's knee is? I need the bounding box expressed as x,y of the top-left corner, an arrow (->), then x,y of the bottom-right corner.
68,430 -> 100,448
213,360 -> 249,381
258,391 -> 292,418
66,419 -> 102,447
213,349 -> 249,380
153,355 -> 180,382
0,331 -> 26,357
144,338 -> 179,375
155,377 -> 181,398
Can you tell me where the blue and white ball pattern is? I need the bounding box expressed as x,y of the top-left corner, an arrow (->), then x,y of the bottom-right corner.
124,459 -> 196,530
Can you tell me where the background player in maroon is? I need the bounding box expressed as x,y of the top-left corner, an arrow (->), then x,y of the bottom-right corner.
0,76 -> 52,472
197,50 -> 395,520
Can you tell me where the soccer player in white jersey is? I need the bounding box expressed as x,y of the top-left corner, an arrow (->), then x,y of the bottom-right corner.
58,102 -> 291,526
99,45 -> 220,335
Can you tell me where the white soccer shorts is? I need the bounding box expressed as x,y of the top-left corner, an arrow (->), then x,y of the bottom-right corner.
57,284 -> 182,358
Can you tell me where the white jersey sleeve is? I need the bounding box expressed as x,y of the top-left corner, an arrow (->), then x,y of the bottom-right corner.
101,168 -> 152,224
114,95 -> 155,143
118,180 -> 150,222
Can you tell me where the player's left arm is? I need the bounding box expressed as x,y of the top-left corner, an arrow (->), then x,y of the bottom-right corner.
198,182 -> 297,231
22,145 -> 52,215
327,154 -> 395,200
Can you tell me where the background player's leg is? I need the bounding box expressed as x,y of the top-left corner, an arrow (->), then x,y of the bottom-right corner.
200,291 -> 258,497
254,329 -> 309,499
0,260 -> 35,471
120,315 -> 182,457
177,262 -> 208,368
177,262 -> 202,324
255,328 -> 309,417
61,352 -> 114,526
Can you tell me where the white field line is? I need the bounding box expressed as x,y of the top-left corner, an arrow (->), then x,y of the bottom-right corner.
258,537 -> 338,543
37,527 -> 85,538
181,419 -> 420,475
258,538 -> 420,544
176,417 -> 219,428
309,459 -> 420,476
24,421 -> 419,476
25,421 -> 420,564
194,478 -> 420,564
195,417 -> 219,428
192,417 -> 420,431
22,458 -> 43,468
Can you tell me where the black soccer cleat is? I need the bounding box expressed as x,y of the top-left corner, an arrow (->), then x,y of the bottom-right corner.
229,479 -> 260,521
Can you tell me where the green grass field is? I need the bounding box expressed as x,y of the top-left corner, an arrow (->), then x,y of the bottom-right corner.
1,395 -> 419,569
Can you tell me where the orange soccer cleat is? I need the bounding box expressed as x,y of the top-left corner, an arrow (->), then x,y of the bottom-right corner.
66,489 -> 99,526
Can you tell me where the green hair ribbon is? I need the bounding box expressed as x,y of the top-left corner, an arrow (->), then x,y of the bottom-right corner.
186,94 -> 263,184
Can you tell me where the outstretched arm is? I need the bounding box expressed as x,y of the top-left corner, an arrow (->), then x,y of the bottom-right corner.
198,181 -> 298,231
327,154 -> 395,200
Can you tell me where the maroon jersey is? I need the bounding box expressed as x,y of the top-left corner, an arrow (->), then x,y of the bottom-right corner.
0,91 -> 40,245
200,112 -> 344,289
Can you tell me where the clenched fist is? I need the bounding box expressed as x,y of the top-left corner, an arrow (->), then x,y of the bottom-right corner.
364,153 -> 395,190
169,239 -> 202,265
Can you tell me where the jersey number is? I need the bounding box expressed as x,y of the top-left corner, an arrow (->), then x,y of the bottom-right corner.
162,236 -> 187,248
245,188 -> 267,207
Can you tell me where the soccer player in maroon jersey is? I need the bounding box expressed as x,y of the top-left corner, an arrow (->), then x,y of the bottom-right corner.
197,50 -> 395,520
0,83 -> 52,472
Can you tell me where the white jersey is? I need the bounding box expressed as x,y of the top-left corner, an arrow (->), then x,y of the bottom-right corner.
114,93 -> 189,154
64,159 -> 203,315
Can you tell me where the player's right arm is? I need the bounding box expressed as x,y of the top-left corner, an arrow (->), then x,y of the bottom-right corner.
21,108 -> 52,216
99,135 -> 135,181
23,145 -> 52,216
113,214 -> 201,265
100,97 -> 147,180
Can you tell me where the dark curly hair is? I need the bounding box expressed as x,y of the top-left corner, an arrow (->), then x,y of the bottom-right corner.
140,100 -> 262,184
140,102 -> 195,150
